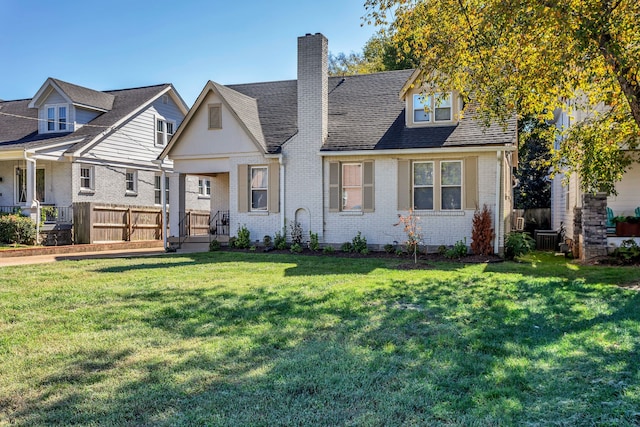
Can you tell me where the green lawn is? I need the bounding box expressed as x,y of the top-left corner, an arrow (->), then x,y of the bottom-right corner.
1,252 -> 639,426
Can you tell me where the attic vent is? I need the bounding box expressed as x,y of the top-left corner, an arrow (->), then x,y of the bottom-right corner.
208,104 -> 222,130
162,95 -> 169,104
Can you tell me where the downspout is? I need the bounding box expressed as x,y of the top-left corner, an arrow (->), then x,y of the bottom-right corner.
494,150 -> 502,255
279,154 -> 285,231
24,152 -> 40,243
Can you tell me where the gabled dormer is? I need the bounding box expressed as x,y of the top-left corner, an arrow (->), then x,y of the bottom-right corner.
399,69 -> 462,128
28,78 -> 115,135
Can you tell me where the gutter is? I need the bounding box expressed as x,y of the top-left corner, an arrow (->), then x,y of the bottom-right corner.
318,145 -> 516,157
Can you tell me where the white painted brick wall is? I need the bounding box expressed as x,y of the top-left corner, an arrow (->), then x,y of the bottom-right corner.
322,153 -> 502,249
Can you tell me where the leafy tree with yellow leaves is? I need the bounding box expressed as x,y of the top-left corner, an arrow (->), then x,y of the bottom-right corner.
364,0 -> 640,194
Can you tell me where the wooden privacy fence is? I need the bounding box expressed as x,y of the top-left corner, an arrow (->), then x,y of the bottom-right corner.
74,202 -> 167,244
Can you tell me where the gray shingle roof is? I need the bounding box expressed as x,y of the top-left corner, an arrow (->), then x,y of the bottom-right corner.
228,69 -> 516,154
52,78 -> 115,111
0,84 -> 172,152
212,82 -> 267,152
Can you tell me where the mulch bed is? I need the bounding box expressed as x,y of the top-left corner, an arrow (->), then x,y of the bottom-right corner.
222,247 -> 503,269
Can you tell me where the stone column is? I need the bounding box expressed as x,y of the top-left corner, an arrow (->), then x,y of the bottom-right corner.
573,206 -> 582,259
581,193 -> 608,261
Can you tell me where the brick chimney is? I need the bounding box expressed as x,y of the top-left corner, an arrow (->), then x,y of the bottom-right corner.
297,33 -> 328,145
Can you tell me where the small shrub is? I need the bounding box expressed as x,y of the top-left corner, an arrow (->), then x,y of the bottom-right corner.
611,239 -> 640,264
228,236 -> 237,248
0,214 -> 36,245
235,225 -> 251,249
445,239 -> 468,259
395,249 -> 404,256
289,220 -> 303,245
341,242 -> 353,253
437,245 -> 447,255
290,243 -> 303,253
323,245 -> 335,254
351,231 -> 368,254
249,246 -> 257,252
274,228 -> 288,250
505,232 -> 535,260
309,231 -> 320,251
263,235 -> 273,247
209,239 -> 221,252
395,209 -> 422,264
383,243 -> 395,254
471,204 -> 495,255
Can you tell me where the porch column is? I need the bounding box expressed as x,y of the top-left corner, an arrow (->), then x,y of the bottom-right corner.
581,192 -> 608,261
25,157 -> 36,208
168,173 -> 185,238
178,173 -> 187,236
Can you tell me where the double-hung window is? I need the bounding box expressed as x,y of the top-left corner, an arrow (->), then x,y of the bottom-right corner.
198,178 -> 211,197
342,163 -> 363,211
250,166 -> 268,211
156,118 -> 175,146
80,165 -> 94,191
413,92 -> 452,123
440,161 -> 462,210
125,170 -> 137,194
154,175 -> 170,205
45,104 -> 68,132
413,161 -> 434,210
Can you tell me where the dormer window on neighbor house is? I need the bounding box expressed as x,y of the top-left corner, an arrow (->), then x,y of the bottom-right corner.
45,104 -> 68,132
156,118 -> 175,146
412,92 -> 453,124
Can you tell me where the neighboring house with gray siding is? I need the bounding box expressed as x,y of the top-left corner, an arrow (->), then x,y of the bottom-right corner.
0,78 -> 209,240
160,33 -> 518,253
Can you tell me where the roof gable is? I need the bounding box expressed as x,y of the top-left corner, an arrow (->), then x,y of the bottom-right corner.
28,78 -> 115,112
161,81 -> 268,159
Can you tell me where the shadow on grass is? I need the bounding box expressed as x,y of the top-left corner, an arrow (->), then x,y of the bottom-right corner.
8,252 -> 640,425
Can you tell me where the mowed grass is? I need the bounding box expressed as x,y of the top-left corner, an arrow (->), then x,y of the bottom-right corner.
1,252 -> 640,426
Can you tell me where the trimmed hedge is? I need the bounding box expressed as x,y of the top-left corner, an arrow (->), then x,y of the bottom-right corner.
0,214 -> 37,245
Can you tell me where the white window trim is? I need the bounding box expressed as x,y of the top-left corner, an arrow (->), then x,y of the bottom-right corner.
125,169 -> 138,195
341,162 -> 363,212
79,165 -> 95,193
44,103 -> 69,133
412,161 -> 434,211
155,116 -> 176,147
250,166 -> 268,211
198,177 -> 211,198
440,160 -> 462,211
411,92 -> 454,126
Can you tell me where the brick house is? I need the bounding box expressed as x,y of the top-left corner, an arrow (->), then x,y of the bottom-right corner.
159,33 -> 517,253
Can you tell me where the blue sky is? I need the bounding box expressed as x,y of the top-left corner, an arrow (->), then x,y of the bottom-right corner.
0,0 -> 378,106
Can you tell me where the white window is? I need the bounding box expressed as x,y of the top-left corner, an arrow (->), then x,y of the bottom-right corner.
45,104 -> 69,132
198,178 -> 211,197
441,161 -> 462,210
413,161 -> 434,210
154,175 -> 170,205
156,118 -> 176,146
80,166 -> 94,190
250,166 -> 268,211
413,92 -> 453,123
341,163 -> 362,211
125,170 -> 137,194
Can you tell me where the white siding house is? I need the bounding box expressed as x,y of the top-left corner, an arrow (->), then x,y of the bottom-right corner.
0,78 -> 209,243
